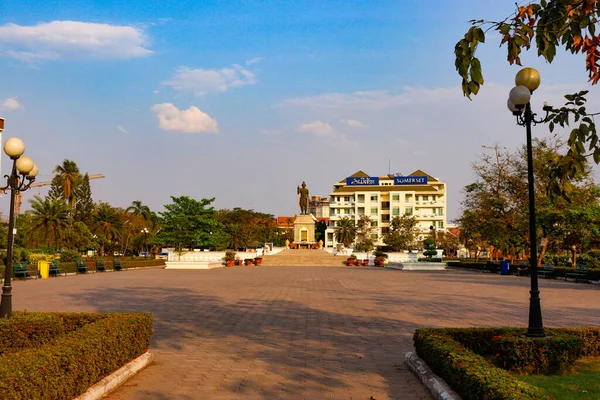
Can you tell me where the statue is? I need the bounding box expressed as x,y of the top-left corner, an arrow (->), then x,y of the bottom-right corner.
297,181 -> 309,214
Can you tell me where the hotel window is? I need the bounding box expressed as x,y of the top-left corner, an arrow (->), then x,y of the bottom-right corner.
392,194 -> 400,201
372,221 -> 378,227
431,195 -> 436,202
392,207 -> 400,215
405,207 -> 413,215
422,195 -> 429,201
344,196 -> 350,202
438,208 -> 444,216
371,207 -> 378,215
371,233 -> 378,240
357,194 -> 365,203
405,194 -> 413,202
438,221 -> 444,228
344,209 -> 350,215
370,195 -> 378,201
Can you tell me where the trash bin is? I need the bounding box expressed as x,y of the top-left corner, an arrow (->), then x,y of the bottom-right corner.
500,260 -> 510,276
38,261 -> 50,279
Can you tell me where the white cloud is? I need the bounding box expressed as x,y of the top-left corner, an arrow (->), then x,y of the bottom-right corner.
341,119 -> 365,128
163,61 -> 259,96
0,97 -> 22,110
0,21 -> 152,61
152,103 -> 218,134
297,120 -> 333,137
117,125 -> 129,135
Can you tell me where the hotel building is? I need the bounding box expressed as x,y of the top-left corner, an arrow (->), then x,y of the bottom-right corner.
324,170 -> 447,248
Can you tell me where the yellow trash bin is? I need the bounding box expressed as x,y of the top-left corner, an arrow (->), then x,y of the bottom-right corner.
38,261 -> 50,279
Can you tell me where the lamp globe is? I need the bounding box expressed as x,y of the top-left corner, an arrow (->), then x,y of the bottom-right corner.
4,137 -> 25,158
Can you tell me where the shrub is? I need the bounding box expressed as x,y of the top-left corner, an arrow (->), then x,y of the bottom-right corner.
414,327 -> 600,400
59,249 -> 80,262
28,253 -> 55,265
587,249 -> 600,260
223,250 -> 236,261
0,312 -> 152,399
373,251 -> 388,259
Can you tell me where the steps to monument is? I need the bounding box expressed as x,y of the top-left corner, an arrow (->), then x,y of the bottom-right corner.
260,249 -> 344,267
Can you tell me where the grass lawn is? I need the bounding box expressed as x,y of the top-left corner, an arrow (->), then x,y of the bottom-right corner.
517,357 -> 600,400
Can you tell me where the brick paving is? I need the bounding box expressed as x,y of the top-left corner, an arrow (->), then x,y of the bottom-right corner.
12,264 -> 600,400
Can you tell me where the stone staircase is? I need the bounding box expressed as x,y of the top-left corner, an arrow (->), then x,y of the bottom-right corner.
260,249 -> 345,267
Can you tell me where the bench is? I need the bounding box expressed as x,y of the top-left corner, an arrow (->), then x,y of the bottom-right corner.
49,260 -> 66,277
13,262 -> 35,279
517,262 -> 530,276
95,259 -> 106,272
566,263 -> 589,282
483,261 -> 501,274
77,260 -> 89,274
539,263 -> 555,279
113,259 -> 126,271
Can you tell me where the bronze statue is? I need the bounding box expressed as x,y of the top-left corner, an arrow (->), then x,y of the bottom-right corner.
297,181 -> 309,214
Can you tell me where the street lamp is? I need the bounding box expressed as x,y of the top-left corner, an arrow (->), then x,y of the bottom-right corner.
429,225 -> 437,249
141,228 -> 149,256
508,67 -> 552,338
0,136 -> 38,318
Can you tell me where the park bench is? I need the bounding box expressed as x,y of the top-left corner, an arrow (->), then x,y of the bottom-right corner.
95,259 -> 106,272
13,262 -> 35,279
113,259 -> 126,271
49,260 -> 66,277
77,260 -> 89,274
539,263 -> 555,279
565,262 -> 589,282
517,262 -> 530,276
483,261 -> 501,274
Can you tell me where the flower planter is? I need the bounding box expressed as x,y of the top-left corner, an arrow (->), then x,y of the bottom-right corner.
244,259 -> 254,266
347,258 -> 355,266
356,259 -> 363,266
226,260 -> 235,267
363,259 -> 369,266
254,257 -> 262,266
374,259 -> 384,267
235,259 -> 242,266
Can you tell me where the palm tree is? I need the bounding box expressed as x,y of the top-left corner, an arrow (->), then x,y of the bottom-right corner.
126,200 -> 158,228
53,159 -> 81,208
335,217 -> 357,246
28,196 -> 69,247
92,202 -> 124,256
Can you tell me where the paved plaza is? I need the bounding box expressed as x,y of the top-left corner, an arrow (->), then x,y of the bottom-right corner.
13,264 -> 600,400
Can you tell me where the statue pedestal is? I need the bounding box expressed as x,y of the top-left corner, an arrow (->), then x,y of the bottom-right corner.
293,214 -> 317,248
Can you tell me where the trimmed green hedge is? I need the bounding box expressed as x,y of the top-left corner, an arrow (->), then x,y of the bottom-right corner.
0,258 -> 166,277
446,262 -> 600,280
0,312 -> 153,399
414,327 -> 600,400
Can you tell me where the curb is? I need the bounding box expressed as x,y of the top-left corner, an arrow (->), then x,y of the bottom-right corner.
404,352 -> 461,400
75,352 -> 153,400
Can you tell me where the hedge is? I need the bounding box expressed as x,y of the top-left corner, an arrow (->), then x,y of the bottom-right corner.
0,312 -> 153,399
0,258 -> 166,277
414,327 -> 600,400
447,262 -> 600,281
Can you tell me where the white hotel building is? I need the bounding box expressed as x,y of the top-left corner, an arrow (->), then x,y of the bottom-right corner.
324,170 -> 447,248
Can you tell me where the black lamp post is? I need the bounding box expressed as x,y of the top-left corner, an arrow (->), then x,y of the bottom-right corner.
507,67 -> 552,338
0,136 -> 38,318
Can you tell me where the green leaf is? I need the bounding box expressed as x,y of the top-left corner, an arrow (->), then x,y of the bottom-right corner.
549,122 -> 555,133
473,27 -> 485,43
468,81 -> 480,95
499,24 -> 510,35
470,58 -> 484,85
546,43 -> 556,63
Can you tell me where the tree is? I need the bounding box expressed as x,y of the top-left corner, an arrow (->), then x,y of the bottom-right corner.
217,208 -> 274,250
28,196 -> 69,248
422,238 -> 437,258
455,2 -> 600,189
158,196 -> 219,258
53,159 -> 81,208
334,217 -> 357,246
355,215 -> 375,254
457,138 -> 600,265
92,202 -> 124,256
435,231 -> 461,257
383,214 -> 418,251
74,173 -> 94,226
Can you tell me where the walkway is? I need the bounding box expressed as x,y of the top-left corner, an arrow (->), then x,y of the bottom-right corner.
12,265 -> 600,399
260,248 -> 343,266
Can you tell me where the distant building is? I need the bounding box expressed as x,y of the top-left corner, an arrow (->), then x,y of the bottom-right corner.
309,195 -> 330,218
325,169 -> 447,248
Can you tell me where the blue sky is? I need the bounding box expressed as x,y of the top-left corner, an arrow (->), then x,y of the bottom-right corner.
0,0 -> 599,221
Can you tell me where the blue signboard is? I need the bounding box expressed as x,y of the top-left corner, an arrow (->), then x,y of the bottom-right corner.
346,176 -> 379,186
394,176 -> 428,185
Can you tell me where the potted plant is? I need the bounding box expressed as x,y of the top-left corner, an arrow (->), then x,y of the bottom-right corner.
356,259 -> 363,266
347,254 -> 357,266
223,250 -> 236,266
244,258 -> 254,266
254,256 -> 263,266
235,258 -> 242,266
373,251 -> 388,267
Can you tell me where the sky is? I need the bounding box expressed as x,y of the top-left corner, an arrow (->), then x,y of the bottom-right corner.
0,0 -> 599,222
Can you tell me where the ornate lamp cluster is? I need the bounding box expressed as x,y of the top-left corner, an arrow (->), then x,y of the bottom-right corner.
0,136 -> 38,318
506,67 -> 551,338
